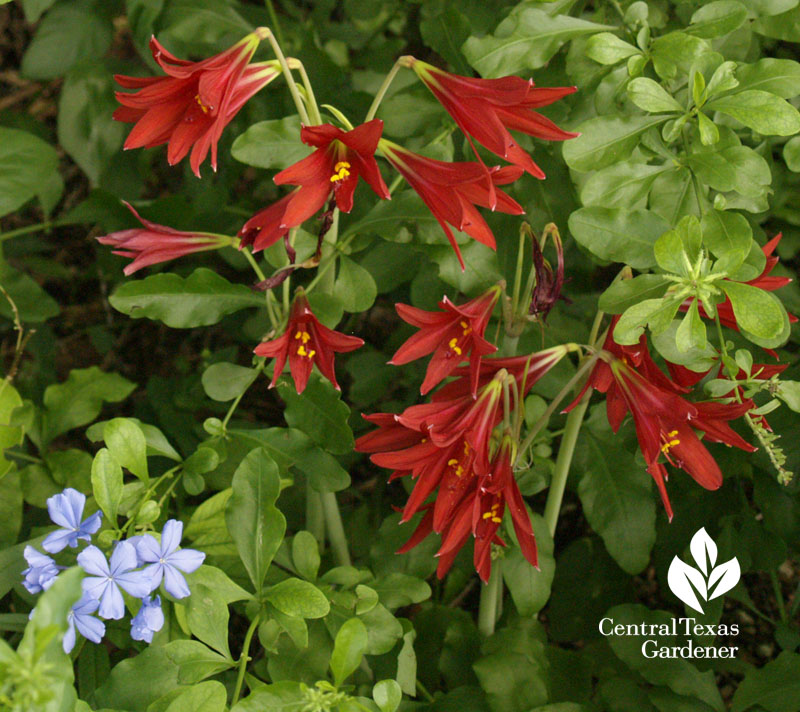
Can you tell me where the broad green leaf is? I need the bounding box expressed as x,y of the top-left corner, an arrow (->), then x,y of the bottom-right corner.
653,216 -> 702,276
776,381 -> 800,412
688,151 -> 738,193
185,493 -> 236,558
419,0 -> 472,75
158,0 -> 251,47
104,418 -> 149,483
181,583 -> 232,659
688,1 -> 748,38
720,146 -> 771,197
580,163 -> 670,208
615,298 -> 682,344
598,275 -> 670,314
265,578 -> 330,619
707,90 -> 800,135
292,531 -> 321,581
163,680 -> 227,712
701,210 -> 753,273
732,652 -> 800,712
502,514 -> 555,616
652,320 -> 719,372
277,376 -> 354,455
0,383 -> 24,479
697,111 -> 720,145
20,0 -> 58,22
584,32 -> 641,65
330,618 -> 369,687
606,605 -> 724,711
91,448 -> 122,523
230,682 -> 307,712
87,418 -> 181,461
164,641 -> 234,685
201,362 -> 260,402
0,471 -> 22,547
333,256 -> 378,312
627,78 -> 683,113
110,268 -> 265,328
650,32 -> 711,81
187,565 -> 252,605
783,135 -> 800,171
42,367 -> 135,443
94,646 -> 180,711
753,5 -> 800,40
21,1 -> 113,79
721,281 -> 788,340
0,128 -> 61,218
675,299 -> 707,352
225,448 -> 285,593
373,680 -> 403,712
569,207 -> 669,269
231,117 -> 310,170
563,115 -> 668,172
369,573 -> 431,609
341,191 -> 436,241
462,7 -> 612,75
735,58 -> 800,98
706,61 -> 739,99
58,63 -> 125,184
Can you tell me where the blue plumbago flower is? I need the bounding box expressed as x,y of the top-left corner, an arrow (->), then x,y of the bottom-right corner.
130,595 -> 165,643
21,546 -> 61,594
43,488 -> 103,554
78,541 -> 152,619
136,520 -> 205,599
63,594 -> 105,654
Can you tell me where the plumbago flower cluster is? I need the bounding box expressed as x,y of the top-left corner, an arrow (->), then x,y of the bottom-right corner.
93,24 -> 798,598
22,488 -> 204,653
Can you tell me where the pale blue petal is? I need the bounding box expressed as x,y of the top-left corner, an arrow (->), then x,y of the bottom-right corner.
73,595 -> 99,616
98,583 -> 124,620
135,535 -> 162,564
42,529 -> 75,554
75,612 -> 105,644
63,488 -> 86,527
115,571 -> 153,599
62,617 -> 77,654
141,562 -> 163,591
77,546 -> 110,577
163,565 -> 191,599
79,510 -> 103,537
46,491 -> 76,529
81,576 -> 110,601
167,549 -> 205,574
160,520 -> 183,556
109,541 -> 138,575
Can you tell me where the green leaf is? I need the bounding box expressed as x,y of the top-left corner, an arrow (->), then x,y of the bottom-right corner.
688,150 -> 738,193
277,375 -> 354,455
732,652 -> 800,712
655,215 -> 702,276
373,680 -> 403,712
688,1 -> 748,38
0,128 -> 61,218
650,32 -> 711,81
776,381 -> 800,412
231,117 -> 310,170
333,255 -> 378,312
330,618 -> 369,687
701,210 -> 753,273
181,583 -> 233,659
584,32 -> 641,65
110,268 -> 265,328
163,641 -> 234,685
58,63 -> 126,184
721,281 -> 788,341
720,146 -> 772,197
292,531 -> 321,581
21,1 -> 113,79
369,573 -> 431,609
735,58 -> 800,98
707,90 -> 800,135
569,207 -> 669,269
163,680 -> 227,712
502,514 -> 555,616
419,0 -> 472,75
783,135 -> 800,171
87,418 -> 181,461
104,418 -> 149,483
265,578 -> 330,619
202,362 -> 260,402
697,112 -> 720,146
91,448 -> 122,523
675,299 -> 707,352
606,605 -> 725,711
627,78 -> 684,113
706,61 -> 740,99
580,163 -> 670,208
577,433 -> 656,574
598,275 -> 670,314
615,297 -> 682,344
462,7 -> 612,75
230,682 -> 307,712
754,5 -> 800,40
225,448 -> 285,593
0,382 -> 24,479
42,366 -> 135,443
563,115 -> 669,172
20,0 -> 58,23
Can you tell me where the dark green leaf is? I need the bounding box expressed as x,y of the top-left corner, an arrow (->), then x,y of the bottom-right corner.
330,618 -> 369,686
707,90 -> 800,135
231,117 -> 310,170
265,578 -> 330,619
0,128 -> 61,218
202,363 -> 260,402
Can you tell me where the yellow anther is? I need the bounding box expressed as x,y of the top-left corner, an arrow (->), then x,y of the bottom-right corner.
482,512 -> 493,519
330,161 -> 352,183
294,330 -> 311,343
464,441 -> 470,454
195,95 -> 210,114
297,345 -> 307,357
448,338 -> 462,356
308,350 -> 316,358
668,430 -> 678,437
447,459 -> 459,466
491,517 -> 502,523
460,320 -> 472,336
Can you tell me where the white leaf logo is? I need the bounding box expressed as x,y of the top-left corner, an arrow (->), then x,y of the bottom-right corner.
667,527 -> 740,614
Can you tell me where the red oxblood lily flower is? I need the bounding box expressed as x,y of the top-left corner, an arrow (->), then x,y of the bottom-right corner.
254,289 -> 363,394
239,120 -> 390,252
529,228 -> 569,322
379,139 -> 524,269
401,57 -> 579,180
96,202 -> 235,275
390,286 -> 501,396
114,32 -> 279,177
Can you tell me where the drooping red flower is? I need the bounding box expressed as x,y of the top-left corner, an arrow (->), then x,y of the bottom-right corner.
390,286 -> 500,396
379,139 -> 524,268
254,289 -> 363,393
239,120 -> 390,252
403,57 -> 579,180
114,32 -> 279,177
529,227 -> 569,322
96,202 -> 235,275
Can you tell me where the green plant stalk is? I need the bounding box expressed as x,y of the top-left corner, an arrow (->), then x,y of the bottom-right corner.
0,220 -> 67,243
770,570 -> 788,623
231,614 -> 261,706
543,387 -> 592,538
294,60 -> 322,124
365,58 -> 405,121
317,208 -> 340,293
320,490 -> 351,566
263,29 -> 310,125
264,0 -> 284,47
306,484 -> 325,548
477,561 -> 503,636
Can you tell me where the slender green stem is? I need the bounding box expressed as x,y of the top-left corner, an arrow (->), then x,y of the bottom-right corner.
682,130 -> 704,215
294,60 -> 322,124
770,570 -> 788,623
0,220 -> 67,243
120,466 -> 181,535
4,450 -> 43,464
477,561 -> 503,636
510,227 -> 527,319
264,0 -> 284,47
306,485 -> 325,548
320,491 -> 351,566
365,58 -> 405,122
263,30 -> 310,124
500,333 -> 519,358
316,208 -> 340,294
415,679 -> 435,703
241,246 -> 280,328
240,245 -> 267,282
543,387 -> 592,538
231,614 -> 261,706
